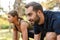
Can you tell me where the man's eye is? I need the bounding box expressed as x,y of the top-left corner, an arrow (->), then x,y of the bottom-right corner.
28,13 -> 32,16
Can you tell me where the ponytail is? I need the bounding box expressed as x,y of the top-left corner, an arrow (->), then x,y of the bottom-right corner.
18,17 -> 23,20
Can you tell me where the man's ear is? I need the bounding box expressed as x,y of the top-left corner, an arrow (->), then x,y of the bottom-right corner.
37,10 -> 41,17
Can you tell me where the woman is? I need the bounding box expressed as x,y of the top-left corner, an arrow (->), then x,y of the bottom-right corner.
8,10 -> 34,40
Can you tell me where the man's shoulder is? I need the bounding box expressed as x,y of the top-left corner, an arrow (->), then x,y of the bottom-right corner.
44,11 -> 60,15
44,11 -> 60,19
44,11 -> 60,25
44,11 -> 53,14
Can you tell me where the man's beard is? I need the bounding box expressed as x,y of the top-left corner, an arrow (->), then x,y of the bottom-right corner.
34,15 -> 40,25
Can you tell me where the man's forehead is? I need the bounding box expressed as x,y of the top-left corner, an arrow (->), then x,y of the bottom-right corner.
25,6 -> 33,14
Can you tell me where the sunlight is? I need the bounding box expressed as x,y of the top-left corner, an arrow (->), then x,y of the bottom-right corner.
0,0 -> 15,12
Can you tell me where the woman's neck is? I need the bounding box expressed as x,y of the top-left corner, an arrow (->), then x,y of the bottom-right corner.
13,20 -> 20,26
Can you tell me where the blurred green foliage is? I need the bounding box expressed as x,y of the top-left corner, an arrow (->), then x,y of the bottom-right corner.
0,15 -> 10,29
1,24 -> 9,29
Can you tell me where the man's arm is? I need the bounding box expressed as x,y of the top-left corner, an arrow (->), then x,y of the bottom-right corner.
34,24 -> 43,40
53,16 -> 60,40
34,33 -> 41,40
21,21 -> 28,40
57,35 -> 60,40
13,27 -> 19,40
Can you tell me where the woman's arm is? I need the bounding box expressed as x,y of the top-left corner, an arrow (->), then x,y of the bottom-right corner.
13,27 -> 19,40
21,21 -> 29,40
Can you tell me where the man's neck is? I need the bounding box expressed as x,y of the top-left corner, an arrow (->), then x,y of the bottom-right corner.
38,13 -> 45,25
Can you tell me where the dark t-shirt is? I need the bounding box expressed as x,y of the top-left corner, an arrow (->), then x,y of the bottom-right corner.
34,11 -> 60,35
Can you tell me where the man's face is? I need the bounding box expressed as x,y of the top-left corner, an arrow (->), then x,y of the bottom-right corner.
8,14 -> 16,23
26,6 -> 40,25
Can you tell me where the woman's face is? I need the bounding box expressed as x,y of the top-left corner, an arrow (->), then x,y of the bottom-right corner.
8,14 -> 16,23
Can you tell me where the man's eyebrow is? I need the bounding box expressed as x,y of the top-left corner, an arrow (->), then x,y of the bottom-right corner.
29,12 -> 32,14
28,13 -> 32,15
25,12 -> 32,16
26,13 -> 31,15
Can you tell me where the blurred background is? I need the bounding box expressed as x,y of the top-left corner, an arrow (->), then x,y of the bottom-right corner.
0,0 -> 60,40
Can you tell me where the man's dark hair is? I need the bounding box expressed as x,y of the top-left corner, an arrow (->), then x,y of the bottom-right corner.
25,2 -> 43,12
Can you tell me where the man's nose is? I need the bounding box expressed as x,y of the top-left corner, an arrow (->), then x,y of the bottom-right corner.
27,17 -> 31,21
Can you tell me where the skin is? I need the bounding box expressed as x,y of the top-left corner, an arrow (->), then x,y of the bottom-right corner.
25,6 -> 44,25
57,35 -> 60,40
46,32 -> 57,40
8,14 -> 29,40
25,6 -> 44,40
25,6 -> 59,40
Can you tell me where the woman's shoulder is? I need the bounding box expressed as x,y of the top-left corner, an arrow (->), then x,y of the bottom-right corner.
21,20 -> 33,30
21,20 -> 29,26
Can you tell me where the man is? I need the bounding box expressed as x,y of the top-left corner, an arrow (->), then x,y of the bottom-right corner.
25,2 -> 60,40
